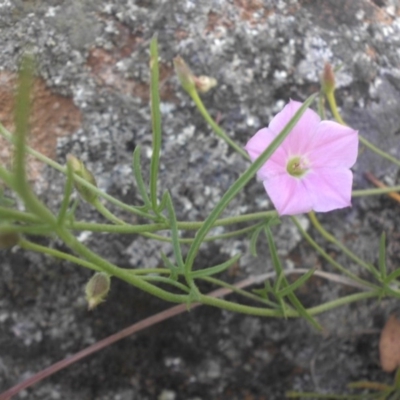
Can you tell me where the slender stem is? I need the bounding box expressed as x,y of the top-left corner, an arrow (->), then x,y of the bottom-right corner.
364,172 -> 400,202
200,276 -> 279,308
308,212 -> 380,278
352,186 -> 400,197
359,135 -> 400,168
0,206 -> 40,224
141,276 -> 190,293
291,216 -> 378,290
19,239 -> 103,273
142,222 -> 264,244
93,199 -> 126,225
325,90 -> 400,168
56,162 -> 74,226
199,288 -> 378,317
189,88 -> 250,160
69,211 -> 276,234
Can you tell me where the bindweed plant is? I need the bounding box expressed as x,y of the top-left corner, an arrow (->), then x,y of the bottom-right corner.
1,37 -> 400,398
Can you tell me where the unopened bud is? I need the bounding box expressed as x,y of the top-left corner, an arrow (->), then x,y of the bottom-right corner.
85,272 -> 111,310
173,56 -> 196,93
0,230 -> 19,249
194,75 -> 217,93
321,62 -> 335,94
67,154 -> 98,204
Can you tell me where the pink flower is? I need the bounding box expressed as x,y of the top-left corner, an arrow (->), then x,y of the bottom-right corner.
245,100 -> 358,216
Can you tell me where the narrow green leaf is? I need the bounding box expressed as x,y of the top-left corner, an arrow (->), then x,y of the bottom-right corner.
160,252 -> 179,281
149,35 -> 162,211
185,93 -> 318,275
278,268 -> 316,297
57,160 -> 74,227
165,193 -> 185,270
263,229 -> 288,317
191,253 -> 241,279
132,146 -> 151,209
249,225 -> 263,256
368,262 -> 383,282
385,268 -> 400,284
0,206 -> 39,224
379,232 -> 387,280
274,270 -> 286,292
382,285 -> 400,299
265,226 -> 322,330
157,191 -> 169,214
394,367 -> 400,388
65,197 -> 80,224
0,188 -> 15,207
14,54 -> 34,195
267,281 -> 289,319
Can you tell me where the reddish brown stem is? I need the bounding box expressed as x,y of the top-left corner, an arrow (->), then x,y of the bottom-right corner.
364,171 -> 400,203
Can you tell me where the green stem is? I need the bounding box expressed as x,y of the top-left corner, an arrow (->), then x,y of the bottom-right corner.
199,288 -> 378,317
93,199 -> 126,225
308,211 -> 380,278
69,211 -> 276,234
189,89 -> 250,160
325,91 -> 400,168
201,276 -> 279,308
142,222 -> 263,244
19,239 -> 103,273
0,206 -> 40,224
353,186 -> 400,197
291,216 -> 377,290
140,276 -> 190,293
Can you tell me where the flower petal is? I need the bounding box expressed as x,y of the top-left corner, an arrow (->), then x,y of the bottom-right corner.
308,121 -> 358,168
269,100 -> 321,155
245,127 -> 288,180
303,167 -> 353,212
263,174 -> 314,215
245,128 -> 272,161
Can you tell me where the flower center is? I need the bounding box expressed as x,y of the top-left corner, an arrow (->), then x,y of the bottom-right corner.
286,156 -> 309,178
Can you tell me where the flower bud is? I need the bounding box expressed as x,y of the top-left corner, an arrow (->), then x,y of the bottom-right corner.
194,75 -> 217,93
67,154 -> 98,204
321,62 -> 335,94
85,272 -> 111,310
173,56 -> 196,93
0,230 -> 20,249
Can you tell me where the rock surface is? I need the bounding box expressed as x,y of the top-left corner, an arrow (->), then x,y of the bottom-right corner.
1,0 -> 400,399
